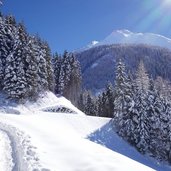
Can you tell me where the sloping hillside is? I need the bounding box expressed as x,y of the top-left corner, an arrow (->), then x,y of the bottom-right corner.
76,44 -> 171,93
0,92 -> 170,170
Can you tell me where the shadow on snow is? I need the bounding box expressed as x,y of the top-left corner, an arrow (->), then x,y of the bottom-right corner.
87,119 -> 171,171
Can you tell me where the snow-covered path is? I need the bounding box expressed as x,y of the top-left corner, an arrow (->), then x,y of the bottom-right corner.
0,93 -> 170,171
0,122 -> 42,171
0,129 -> 14,171
0,112 -> 155,171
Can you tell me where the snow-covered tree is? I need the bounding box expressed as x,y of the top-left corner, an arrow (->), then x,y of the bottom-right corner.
134,60 -> 150,152
3,23 -> 27,100
65,53 -> 82,106
0,13 -> 55,100
43,41 -> 54,92
85,91 -> 97,116
113,59 -> 130,128
52,53 -> 62,94
104,82 -> 114,117
0,15 -> 16,89
58,51 -> 70,95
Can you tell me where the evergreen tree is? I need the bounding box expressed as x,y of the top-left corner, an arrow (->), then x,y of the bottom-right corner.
0,15 -> 16,89
78,92 -> 85,112
43,41 -> 54,92
3,23 -> 27,100
58,51 -> 70,95
113,59 -> 130,129
85,91 -> 96,116
34,36 -> 49,92
64,53 -> 82,106
24,36 -> 38,98
96,93 -> 103,117
118,72 -> 137,144
134,60 -> 150,153
105,82 -> 114,118
0,14 -> 56,100
52,53 -> 62,94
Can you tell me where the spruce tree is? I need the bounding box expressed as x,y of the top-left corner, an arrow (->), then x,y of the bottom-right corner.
113,59 -> 130,129
134,60 -> 150,153
85,91 -> 96,116
52,53 -> 62,94
105,82 -> 114,118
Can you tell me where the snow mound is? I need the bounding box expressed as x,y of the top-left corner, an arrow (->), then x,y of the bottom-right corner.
17,91 -> 84,115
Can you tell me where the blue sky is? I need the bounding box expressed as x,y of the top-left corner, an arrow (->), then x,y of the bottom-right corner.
1,0 -> 171,53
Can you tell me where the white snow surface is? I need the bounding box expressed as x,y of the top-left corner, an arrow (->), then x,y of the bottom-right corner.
0,91 -> 170,171
0,130 -> 14,171
81,29 -> 171,51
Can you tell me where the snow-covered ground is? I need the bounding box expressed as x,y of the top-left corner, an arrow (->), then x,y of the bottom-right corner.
0,92 -> 170,171
0,130 -> 14,171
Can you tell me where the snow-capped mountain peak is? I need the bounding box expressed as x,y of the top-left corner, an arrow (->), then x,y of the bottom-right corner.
85,29 -> 171,50
87,40 -> 99,48
115,29 -> 133,37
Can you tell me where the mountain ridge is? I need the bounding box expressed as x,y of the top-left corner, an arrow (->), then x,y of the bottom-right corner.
76,44 -> 171,93
77,29 -> 171,52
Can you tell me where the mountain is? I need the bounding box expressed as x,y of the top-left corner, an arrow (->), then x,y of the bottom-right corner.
0,91 -> 170,171
84,29 -> 171,51
76,44 -> 171,93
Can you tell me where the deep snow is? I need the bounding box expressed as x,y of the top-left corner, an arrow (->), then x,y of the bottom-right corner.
0,130 -> 14,171
0,92 -> 170,171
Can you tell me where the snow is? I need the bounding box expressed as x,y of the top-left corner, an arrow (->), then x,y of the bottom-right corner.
81,29 -> 171,51
0,91 -> 170,171
0,130 -> 14,171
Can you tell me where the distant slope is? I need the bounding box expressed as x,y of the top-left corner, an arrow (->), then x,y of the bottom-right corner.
76,44 -> 171,93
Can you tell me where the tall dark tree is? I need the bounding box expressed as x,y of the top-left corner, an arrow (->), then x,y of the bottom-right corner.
43,41 -> 54,92
85,91 -> 96,116
52,53 -> 62,94
105,82 -> 114,118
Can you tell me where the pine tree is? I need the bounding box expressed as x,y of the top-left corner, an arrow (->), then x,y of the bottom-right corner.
24,36 -> 38,98
43,41 -> 54,92
134,60 -> 150,153
96,93 -> 104,117
3,23 -> 27,100
105,82 -> 114,118
58,51 -> 70,95
99,91 -> 108,117
119,72 -> 137,144
52,53 -> 62,94
66,53 -> 82,106
113,59 -> 130,129
85,91 -> 96,116
0,15 -> 16,89
78,92 -> 85,112
34,36 -> 49,92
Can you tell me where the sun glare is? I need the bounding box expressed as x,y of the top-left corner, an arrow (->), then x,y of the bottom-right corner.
162,0 -> 171,9
134,0 -> 171,33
